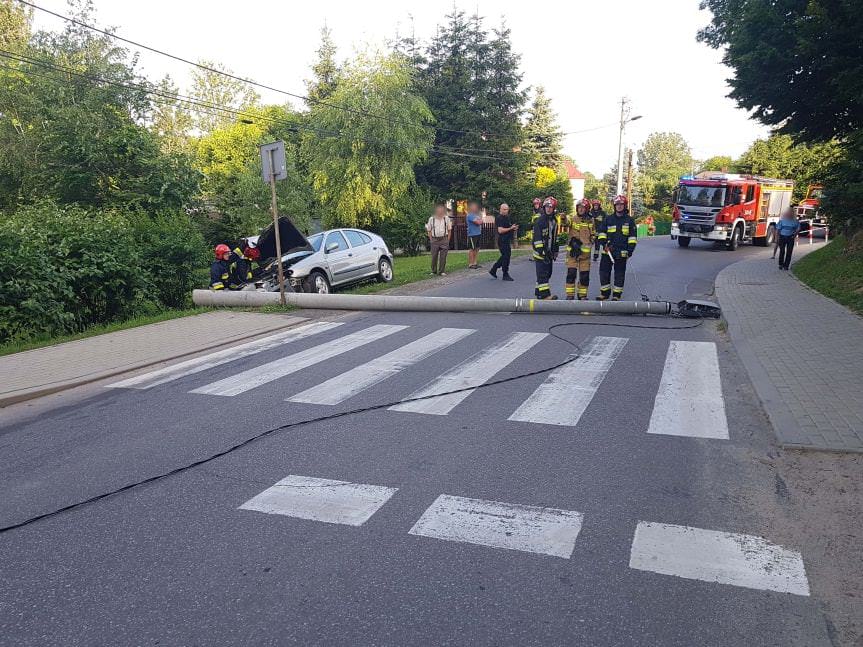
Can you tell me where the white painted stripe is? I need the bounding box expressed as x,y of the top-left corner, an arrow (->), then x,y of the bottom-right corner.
238,475 -> 397,526
647,341 -> 729,439
508,336 -> 628,426
629,521 -> 810,596
409,494 -> 583,558
107,321 -> 341,390
190,324 -> 408,397
389,331 -> 547,415
287,327 -> 476,405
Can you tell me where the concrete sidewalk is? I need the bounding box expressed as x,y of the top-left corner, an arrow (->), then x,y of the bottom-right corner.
716,242 -> 863,452
0,311 -> 306,407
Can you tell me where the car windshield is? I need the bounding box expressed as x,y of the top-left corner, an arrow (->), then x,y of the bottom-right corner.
308,234 -> 323,252
677,185 -> 726,207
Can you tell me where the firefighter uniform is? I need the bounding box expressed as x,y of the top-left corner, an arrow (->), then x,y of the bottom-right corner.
564,212 -> 594,300
532,202 -> 559,299
596,207 -> 637,301
209,258 -> 231,291
229,246 -> 253,288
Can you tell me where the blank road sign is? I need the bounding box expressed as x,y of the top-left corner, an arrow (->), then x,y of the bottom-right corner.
260,140 -> 287,181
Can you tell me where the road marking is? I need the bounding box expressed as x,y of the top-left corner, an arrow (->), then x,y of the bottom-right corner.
389,331 -> 547,415
629,521 -> 810,596
647,341 -> 729,439
409,494 -> 583,558
107,321 -> 342,390
287,327 -> 476,405
508,336 -> 628,426
190,324 -> 408,397
238,475 -> 398,526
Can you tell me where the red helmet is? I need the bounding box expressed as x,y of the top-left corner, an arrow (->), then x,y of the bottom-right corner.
214,244 -> 231,259
613,195 -> 628,208
578,198 -> 592,212
590,199 -> 601,208
244,246 -> 261,261
542,197 -> 556,209
532,197 -> 542,208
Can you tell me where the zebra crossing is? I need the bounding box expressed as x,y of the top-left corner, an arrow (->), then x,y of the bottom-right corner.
237,473 -> 811,597
108,321 -> 730,437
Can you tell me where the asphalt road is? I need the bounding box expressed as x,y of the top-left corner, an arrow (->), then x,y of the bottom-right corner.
0,237 -> 836,646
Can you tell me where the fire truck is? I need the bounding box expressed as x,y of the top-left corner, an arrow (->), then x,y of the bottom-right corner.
671,172 -> 794,250
795,184 -> 827,237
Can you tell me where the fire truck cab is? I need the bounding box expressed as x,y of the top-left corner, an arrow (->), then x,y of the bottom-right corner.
795,184 -> 827,236
671,172 -> 794,250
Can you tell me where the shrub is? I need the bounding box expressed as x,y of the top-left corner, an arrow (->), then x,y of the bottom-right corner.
376,186 -> 433,256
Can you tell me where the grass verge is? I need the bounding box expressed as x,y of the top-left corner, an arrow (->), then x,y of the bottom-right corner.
346,249 -> 531,295
0,308 -> 209,357
793,235 -> 863,314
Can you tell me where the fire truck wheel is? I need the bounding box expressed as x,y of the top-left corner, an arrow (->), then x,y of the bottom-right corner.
677,236 -> 691,248
726,225 -> 742,251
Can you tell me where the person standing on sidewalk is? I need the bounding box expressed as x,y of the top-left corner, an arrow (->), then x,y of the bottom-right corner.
467,200 -> 484,269
489,203 -> 518,281
775,207 -> 801,270
426,204 -> 452,276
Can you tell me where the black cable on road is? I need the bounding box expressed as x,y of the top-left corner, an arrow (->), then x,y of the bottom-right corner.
0,316 -> 703,535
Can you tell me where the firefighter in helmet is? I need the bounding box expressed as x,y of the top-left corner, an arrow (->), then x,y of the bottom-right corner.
532,197 -> 560,300
209,244 -> 232,290
596,195 -> 637,301
590,199 -> 606,261
564,198 -> 594,300
531,197 -> 542,223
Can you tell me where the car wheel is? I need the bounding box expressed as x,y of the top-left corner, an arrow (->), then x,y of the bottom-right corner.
377,257 -> 394,283
677,236 -> 691,248
305,271 -> 330,294
727,226 -> 741,251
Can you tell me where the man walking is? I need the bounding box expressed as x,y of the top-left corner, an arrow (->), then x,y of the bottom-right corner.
467,200 -> 483,269
775,207 -> 801,270
425,203 -> 452,275
490,203 -> 518,281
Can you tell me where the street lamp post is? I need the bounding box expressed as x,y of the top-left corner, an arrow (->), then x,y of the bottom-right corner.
615,98 -> 642,196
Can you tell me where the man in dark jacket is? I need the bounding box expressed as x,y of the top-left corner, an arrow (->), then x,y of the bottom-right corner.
210,244 -> 232,290
590,199 -> 606,261
596,195 -> 637,301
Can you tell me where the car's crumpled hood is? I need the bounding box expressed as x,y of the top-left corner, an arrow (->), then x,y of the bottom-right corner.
255,217 -> 312,265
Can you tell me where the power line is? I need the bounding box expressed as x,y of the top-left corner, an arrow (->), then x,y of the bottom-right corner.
0,51 -> 519,162
15,0 -> 627,151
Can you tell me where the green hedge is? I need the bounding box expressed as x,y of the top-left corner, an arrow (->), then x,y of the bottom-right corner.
0,202 -> 207,343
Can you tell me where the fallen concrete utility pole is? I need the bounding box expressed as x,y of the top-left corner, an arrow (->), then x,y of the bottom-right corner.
192,289 -> 673,315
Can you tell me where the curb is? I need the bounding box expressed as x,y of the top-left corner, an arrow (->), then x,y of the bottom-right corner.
0,316 -> 306,409
716,247 -> 863,454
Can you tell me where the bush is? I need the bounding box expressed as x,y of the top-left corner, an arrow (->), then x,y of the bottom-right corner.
376,186 -> 433,256
0,202 -> 208,343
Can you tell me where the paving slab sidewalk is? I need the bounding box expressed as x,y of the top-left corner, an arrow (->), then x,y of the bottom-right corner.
716,243 -> 863,452
1,311 -> 306,407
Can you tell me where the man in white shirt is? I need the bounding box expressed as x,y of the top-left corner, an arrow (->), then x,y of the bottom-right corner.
425,204 -> 452,275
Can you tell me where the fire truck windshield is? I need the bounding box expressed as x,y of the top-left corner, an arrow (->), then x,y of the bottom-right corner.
807,187 -> 824,200
677,185 -> 726,207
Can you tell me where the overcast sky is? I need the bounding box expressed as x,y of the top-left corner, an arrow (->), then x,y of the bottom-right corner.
33,0 -> 771,175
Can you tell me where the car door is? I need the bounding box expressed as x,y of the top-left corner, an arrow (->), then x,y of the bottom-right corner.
344,230 -> 377,279
323,231 -> 353,286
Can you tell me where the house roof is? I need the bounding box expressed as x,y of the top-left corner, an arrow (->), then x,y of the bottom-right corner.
564,160 -> 586,180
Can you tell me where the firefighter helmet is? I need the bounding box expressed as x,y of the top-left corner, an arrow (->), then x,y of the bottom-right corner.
214,244 -> 231,259
244,246 -> 261,261
532,197 -> 542,208
590,199 -> 601,208
578,198 -> 591,213
542,197 -> 556,210
613,195 -> 628,208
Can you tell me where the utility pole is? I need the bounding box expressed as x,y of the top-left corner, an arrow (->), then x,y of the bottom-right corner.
626,148 -> 634,215
616,98 -> 628,196
616,98 -> 643,196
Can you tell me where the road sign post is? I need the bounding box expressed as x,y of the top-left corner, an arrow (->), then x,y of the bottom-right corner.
260,141 -> 288,305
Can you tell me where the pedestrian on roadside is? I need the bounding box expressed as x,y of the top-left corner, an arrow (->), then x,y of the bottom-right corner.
489,203 -> 518,281
426,203 -> 452,276
775,207 -> 801,270
467,200 -> 484,269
